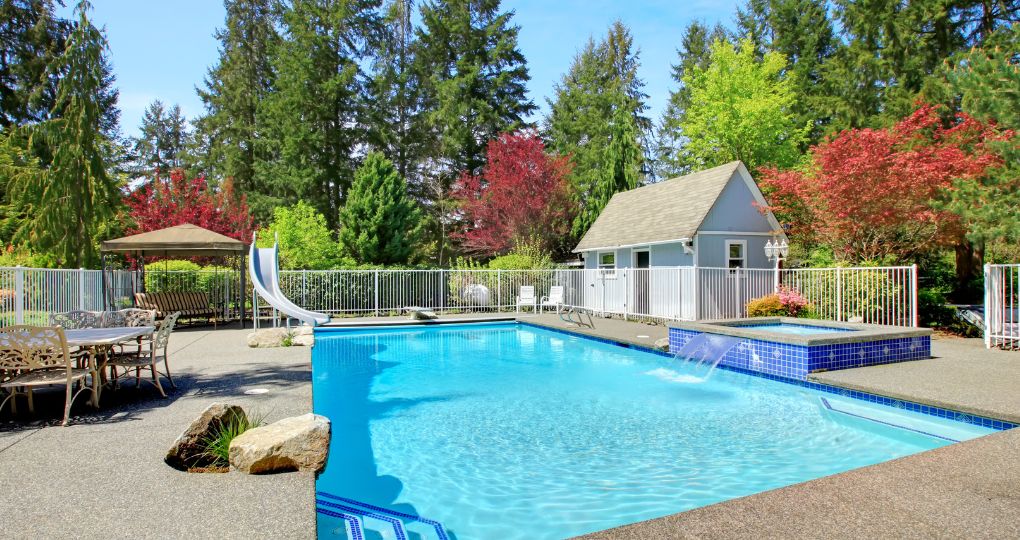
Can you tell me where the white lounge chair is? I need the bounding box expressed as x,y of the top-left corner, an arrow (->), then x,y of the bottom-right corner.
516,286 -> 537,313
540,286 -> 564,313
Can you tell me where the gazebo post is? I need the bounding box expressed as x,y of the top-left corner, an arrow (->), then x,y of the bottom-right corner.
239,253 -> 247,327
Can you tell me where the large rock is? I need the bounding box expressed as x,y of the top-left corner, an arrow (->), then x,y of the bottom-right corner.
229,413 -> 330,474
247,327 -> 290,348
291,325 -> 315,347
654,337 -> 670,352
166,403 -> 247,471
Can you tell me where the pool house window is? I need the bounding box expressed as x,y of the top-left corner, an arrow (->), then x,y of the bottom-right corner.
726,240 -> 745,274
598,252 -> 616,278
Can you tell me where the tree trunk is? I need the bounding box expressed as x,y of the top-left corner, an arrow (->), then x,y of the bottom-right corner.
954,239 -> 984,303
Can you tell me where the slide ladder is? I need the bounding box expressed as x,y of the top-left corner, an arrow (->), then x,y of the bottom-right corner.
249,234 -> 330,327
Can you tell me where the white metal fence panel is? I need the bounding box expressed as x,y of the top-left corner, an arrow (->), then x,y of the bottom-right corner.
780,266 -> 917,326
985,264 -> 1019,349
695,267 -> 775,320
0,267 -> 136,325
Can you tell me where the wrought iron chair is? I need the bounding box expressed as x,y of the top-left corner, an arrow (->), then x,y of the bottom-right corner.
49,310 -> 101,329
101,308 -> 156,329
0,325 -> 99,426
108,312 -> 180,397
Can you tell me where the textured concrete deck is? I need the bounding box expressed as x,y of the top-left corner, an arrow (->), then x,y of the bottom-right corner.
810,337 -> 1020,423
578,427 -> 1020,540
0,326 -> 314,539
520,313 -> 669,348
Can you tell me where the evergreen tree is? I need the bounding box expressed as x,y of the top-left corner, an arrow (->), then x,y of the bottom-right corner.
339,152 -> 423,264
366,0 -> 428,195
7,1 -> 120,267
195,0 -> 279,219
546,20 -> 648,237
131,100 -> 191,176
0,0 -> 70,128
679,38 -> 806,174
654,20 -> 729,178
413,0 -> 534,262
736,0 -> 836,144
257,0 -> 379,229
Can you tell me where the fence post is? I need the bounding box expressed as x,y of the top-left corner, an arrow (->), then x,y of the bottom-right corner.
623,269 -> 629,321
835,267 -> 843,322
983,263 -> 992,348
14,266 -> 25,324
910,264 -> 919,327
78,268 -> 86,310
374,270 -> 380,316
497,269 -> 502,311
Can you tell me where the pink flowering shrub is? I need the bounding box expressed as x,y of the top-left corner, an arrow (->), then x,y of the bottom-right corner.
746,287 -> 816,318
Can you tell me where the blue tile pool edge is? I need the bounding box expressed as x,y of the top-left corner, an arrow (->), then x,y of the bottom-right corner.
514,321 -> 1017,432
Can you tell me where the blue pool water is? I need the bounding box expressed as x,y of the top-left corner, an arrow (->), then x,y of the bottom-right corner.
312,323 -> 993,539
736,322 -> 854,335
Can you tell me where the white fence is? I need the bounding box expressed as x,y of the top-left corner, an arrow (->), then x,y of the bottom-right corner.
0,267 -> 137,325
0,265 -> 919,328
985,263 -> 1019,349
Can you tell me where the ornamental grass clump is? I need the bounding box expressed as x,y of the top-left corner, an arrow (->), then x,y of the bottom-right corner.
198,409 -> 266,471
747,287 -> 816,318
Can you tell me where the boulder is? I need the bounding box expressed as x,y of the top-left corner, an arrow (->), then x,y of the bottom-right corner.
654,337 -> 670,352
406,307 -> 438,320
229,413 -> 330,474
291,325 -> 315,347
246,327 -> 290,348
166,403 -> 247,471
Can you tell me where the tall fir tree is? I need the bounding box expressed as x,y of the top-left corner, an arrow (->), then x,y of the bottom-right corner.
736,0 -> 836,144
413,0 -> 534,263
366,0 -> 429,197
0,0 -> 70,128
546,20 -> 649,237
339,151 -> 423,264
7,1 -> 120,267
654,20 -> 729,178
131,100 -> 191,177
257,0 -> 380,229
195,0 -> 279,220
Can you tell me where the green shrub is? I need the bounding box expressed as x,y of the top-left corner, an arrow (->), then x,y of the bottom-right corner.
746,294 -> 785,317
746,287 -> 816,318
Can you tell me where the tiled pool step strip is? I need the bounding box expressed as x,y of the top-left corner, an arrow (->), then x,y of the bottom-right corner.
316,492 -> 450,540
516,321 -> 1017,432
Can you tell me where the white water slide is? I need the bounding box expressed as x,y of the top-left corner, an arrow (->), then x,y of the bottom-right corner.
249,234 -> 330,326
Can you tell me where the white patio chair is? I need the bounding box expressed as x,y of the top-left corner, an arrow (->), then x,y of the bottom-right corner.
516,286 -> 537,313
540,286 -> 565,313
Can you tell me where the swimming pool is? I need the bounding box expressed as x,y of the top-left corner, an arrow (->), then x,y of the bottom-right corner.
312,322 -> 994,540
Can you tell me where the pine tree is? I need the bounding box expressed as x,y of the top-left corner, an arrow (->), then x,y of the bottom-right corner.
339,152 -> 423,264
195,0 -> 279,220
654,20 -> 729,178
257,0 -> 379,229
0,0 -> 70,128
736,0 -> 836,144
366,0 -> 428,194
131,100 -> 191,177
7,1 -> 120,268
413,0 -> 534,262
546,20 -> 648,237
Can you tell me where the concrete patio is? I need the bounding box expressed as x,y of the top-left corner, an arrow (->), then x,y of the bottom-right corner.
0,326 -> 315,539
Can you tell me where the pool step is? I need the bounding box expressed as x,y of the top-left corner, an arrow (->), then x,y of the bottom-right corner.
316,492 -> 450,540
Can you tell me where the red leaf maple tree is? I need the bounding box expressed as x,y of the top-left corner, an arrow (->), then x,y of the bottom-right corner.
760,104 -> 1001,262
451,131 -> 574,255
125,169 -> 255,244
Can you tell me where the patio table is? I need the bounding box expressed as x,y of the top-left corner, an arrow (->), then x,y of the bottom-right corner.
64,326 -> 155,403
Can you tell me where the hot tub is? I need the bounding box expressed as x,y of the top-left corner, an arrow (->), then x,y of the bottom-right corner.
668,317 -> 932,380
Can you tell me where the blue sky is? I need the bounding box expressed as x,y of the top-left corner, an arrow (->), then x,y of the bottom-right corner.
66,0 -> 741,138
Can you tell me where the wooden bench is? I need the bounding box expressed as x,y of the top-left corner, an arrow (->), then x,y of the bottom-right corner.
135,292 -> 217,327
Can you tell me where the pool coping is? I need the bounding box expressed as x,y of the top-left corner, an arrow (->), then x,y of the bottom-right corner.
668,317 -> 933,346
517,320 -> 1015,431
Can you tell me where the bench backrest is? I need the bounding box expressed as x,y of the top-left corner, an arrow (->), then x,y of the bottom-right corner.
0,325 -> 71,373
135,292 -> 211,312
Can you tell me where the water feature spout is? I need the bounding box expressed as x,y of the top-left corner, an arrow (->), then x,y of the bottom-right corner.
669,334 -> 742,382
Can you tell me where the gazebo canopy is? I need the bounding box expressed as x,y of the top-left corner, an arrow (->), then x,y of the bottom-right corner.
101,223 -> 248,257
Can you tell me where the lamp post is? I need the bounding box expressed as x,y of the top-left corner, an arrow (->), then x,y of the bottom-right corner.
765,238 -> 789,293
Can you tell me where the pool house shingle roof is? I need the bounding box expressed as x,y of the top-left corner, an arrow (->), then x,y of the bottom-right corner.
572,161 -> 745,253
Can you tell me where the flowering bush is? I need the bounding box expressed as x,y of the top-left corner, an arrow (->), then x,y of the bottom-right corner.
747,287 -> 816,318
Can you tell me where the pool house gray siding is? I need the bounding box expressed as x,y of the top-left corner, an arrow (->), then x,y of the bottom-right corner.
575,161 -> 784,272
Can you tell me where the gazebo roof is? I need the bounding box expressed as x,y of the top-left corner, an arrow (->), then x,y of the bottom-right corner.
101,223 -> 248,256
